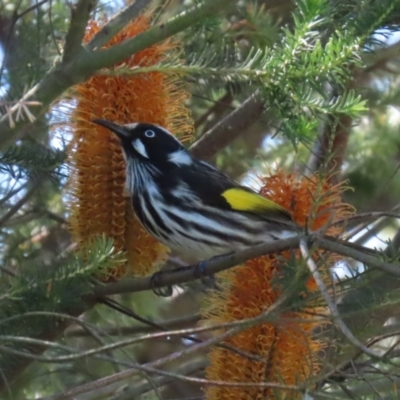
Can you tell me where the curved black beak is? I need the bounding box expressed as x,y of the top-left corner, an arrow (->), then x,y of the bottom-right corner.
92,119 -> 129,140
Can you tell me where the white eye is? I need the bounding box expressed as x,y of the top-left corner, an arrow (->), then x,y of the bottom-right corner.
144,130 -> 155,138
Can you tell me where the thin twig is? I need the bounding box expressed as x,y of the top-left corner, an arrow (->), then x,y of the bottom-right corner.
195,91 -> 234,129
0,303 -> 296,364
0,183 -> 27,206
41,356 -> 299,400
65,312 -> 201,337
363,39 -> 400,72
98,297 -> 264,363
0,186 -> 36,227
388,228 -> 400,255
38,294 -> 292,400
300,239 -> 381,359
17,0 -> 49,19
107,359 -> 207,400
190,90 -> 264,160
351,217 -> 390,246
318,237 -> 400,277
332,211 -> 400,227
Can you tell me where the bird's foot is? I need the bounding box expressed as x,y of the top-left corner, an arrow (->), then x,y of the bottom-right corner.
193,252 -> 234,287
150,271 -> 173,297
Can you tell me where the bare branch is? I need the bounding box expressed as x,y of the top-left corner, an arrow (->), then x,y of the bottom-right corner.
300,239 -> 381,358
306,114 -> 353,181
320,231 -> 400,381
195,91 -> 234,129
0,186 -> 36,227
105,359 -> 207,400
1,234 -> 398,393
39,294 -> 292,400
317,237 -> 400,276
91,236 -> 300,297
190,90 -> 265,160
332,211 -> 400,228
91,235 -> 400,299
363,39 -> 400,73
87,0 -> 151,50
65,312 -> 201,337
17,0 -> 49,19
0,313 -> 290,364
0,304 -> 92,393
62,0 -> 96,63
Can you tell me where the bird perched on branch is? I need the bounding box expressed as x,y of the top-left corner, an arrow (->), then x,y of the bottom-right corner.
93,119 -> 302,261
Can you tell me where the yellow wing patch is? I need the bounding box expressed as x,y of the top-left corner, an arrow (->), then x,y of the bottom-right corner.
221,188 -> 288,214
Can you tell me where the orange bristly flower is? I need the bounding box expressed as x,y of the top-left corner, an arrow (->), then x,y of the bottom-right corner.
204,171 -> 354,400
66,15 -> 192,278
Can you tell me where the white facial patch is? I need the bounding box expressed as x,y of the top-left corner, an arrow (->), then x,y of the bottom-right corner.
168,149 -> 193,166
133,138 -> 149,158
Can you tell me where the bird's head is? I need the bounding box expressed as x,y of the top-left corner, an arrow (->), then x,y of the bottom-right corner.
92,119 -> 192,169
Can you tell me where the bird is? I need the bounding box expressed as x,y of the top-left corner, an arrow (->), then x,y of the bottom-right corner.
92,119 -> 303,261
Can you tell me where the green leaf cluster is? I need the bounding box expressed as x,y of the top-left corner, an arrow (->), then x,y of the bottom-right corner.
0,236 -> 121,377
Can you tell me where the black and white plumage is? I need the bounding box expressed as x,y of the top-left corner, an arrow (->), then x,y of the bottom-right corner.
93,119 -> 300,260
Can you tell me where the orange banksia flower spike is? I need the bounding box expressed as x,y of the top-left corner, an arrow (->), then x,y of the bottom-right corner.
66,15 -> 193,278
204,171 -> 354,400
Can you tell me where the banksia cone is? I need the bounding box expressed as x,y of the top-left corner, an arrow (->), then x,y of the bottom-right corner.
204,171 -> 353,400
66,15 -> 192,278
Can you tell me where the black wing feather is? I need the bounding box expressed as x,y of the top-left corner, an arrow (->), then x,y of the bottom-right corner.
177,161 -> 294,225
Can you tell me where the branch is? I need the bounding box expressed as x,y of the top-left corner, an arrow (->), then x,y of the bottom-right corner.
0,305 -> 91,394
1,233 -> 397,393
87,0 -> 151,50
300,239 -> 381,358
0,186 -> 36,227
332,211 -> 400,228
65,312 -> 201,337
320,230 -> 400,380
318,237 -> 400,277
363,40 -> 400,73
0,0 -> 231,151
17,0 -> 49,19
106,359 -> 207,400
92,0 -> 228,70
306,113 -> 353,181
0,314 -> 287,364
190,90 -> 265,160
39,293 -> 293,400
91,236 -> 400,298
62,0 -> 96,63
90,236 -> 300,298
195,91 -> 234,129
